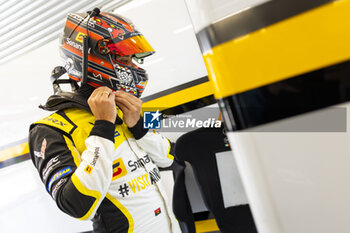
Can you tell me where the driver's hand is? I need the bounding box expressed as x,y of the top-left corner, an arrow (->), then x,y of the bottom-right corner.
114,91 -> 142,128
88,87 -> 116,124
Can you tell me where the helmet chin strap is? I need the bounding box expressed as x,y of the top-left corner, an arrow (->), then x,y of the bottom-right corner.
82,8 -> 100,85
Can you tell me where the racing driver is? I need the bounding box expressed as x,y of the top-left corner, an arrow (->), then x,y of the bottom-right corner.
28,9 -> 181,233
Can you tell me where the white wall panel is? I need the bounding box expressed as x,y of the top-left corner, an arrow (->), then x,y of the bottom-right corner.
0,161 -> 93,233
185,0 -> 270,32
227,103 -> 350,233
0,41 -> 60,147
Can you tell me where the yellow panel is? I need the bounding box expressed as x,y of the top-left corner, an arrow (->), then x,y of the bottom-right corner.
203,0 -> 350,98
63,135 -> 81,167
106,193 -> 134,233
195,219 -> 219,233
165,138 -> 174,160
0,142 -> 29,162
35,112 -> 75,134
142,81 -> 214,110
71,174 -> 101,220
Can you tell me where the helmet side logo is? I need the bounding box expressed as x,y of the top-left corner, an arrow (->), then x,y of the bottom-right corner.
75,32 -> 86,43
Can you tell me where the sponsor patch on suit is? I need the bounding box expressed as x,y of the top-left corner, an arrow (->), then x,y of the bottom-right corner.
112,158 -> 127,180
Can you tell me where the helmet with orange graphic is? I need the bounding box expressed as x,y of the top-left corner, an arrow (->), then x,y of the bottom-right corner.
59,9 -> 155,97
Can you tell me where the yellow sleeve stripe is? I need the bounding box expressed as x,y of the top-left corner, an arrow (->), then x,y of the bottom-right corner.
166,139 -> 174,161
71,173 -> 102,220
63,135 -> 81,167
106,193 -> 134,233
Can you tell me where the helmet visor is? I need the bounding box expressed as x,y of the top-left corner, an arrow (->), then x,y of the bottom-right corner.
108,35 -> 155,59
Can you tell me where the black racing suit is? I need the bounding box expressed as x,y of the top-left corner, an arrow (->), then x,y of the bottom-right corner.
28,92 -> 181,233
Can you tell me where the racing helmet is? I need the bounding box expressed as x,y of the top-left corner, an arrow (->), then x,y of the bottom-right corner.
59,10 -> 155,97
